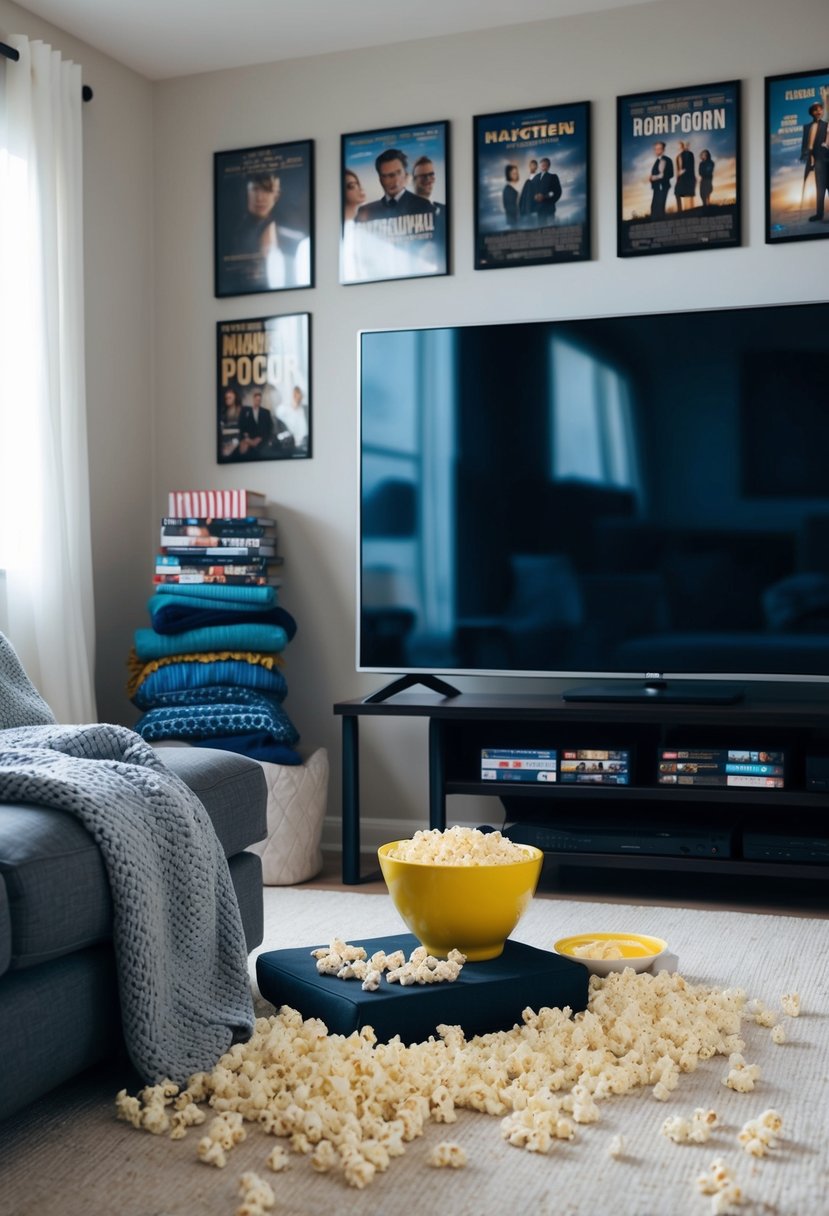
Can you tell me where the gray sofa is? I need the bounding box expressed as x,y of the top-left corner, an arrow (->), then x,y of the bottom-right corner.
0,746 -> 267,1122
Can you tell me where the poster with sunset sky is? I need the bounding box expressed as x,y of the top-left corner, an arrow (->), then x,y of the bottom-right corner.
765,67 -> 829,243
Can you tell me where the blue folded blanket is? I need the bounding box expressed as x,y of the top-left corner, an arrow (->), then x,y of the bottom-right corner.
134,623 -> 288,661
151,584 -> 277,606
134,686 -> 286,713
193,734 -> 303,765
131,659 -> 288,708
149,597 -> 297,639
148,591 -> 279,616
134,700 -> 299,746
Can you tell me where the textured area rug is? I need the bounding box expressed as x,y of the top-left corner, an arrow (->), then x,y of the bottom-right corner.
1,887 -> 828,1216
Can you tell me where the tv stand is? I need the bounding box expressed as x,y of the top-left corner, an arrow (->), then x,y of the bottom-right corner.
362,674 -> 461,705
334,689 -> 829,887
563,679 -> 744,705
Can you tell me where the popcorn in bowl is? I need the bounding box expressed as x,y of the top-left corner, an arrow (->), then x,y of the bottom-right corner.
387,825 -> 537,865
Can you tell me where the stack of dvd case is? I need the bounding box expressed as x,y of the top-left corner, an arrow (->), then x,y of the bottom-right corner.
155,512 -> 282,588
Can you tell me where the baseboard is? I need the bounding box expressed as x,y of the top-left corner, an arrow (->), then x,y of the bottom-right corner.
320,814 -> 487,857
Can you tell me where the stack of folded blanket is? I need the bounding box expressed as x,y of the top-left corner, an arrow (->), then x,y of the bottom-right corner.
127,583 -> 302,764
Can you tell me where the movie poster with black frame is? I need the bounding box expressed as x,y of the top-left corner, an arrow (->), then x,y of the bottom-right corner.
217,313 -> 311,463
616,80 -> 741,257
214,140 -> 314,298
765,67 -> 829,243
473,101 -> 591,270
340,120 -> 449,285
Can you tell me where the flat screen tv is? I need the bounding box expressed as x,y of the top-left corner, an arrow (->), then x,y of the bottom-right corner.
359,301 -> 829,698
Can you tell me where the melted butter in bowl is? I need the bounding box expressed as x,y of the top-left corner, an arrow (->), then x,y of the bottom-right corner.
554,932 -> 668,976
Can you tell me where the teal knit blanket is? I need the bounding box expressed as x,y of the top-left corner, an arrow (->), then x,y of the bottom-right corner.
134,622 -> 288,660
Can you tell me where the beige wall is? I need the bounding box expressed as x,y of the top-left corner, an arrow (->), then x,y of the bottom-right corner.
152,0 -> 825,853
3,0 -> 826,856
0,0 -> 154,723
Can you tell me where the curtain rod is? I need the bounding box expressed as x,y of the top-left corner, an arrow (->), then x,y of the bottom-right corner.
1,39 -> 93,100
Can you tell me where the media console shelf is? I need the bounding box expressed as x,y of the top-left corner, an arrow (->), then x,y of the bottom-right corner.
334,690 -> 829,887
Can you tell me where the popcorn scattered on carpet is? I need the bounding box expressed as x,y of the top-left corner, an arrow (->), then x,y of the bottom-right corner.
116,969 -> 802,1211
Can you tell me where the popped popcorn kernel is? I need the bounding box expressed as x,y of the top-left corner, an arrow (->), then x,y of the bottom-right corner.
427,1141 -> 468,1168
197,1138 -> 227,1168
265,1145 -> 289,1172
237,1170 -> 275,1215
608,1134 -> 624,1158
749,1000 -> 777,1029
771,1022 -> 787,1045
697,1157 -> 738,1198
141,1104 -> 170,1136
340,1145 -> 376,1189
781,992 -> 800,1018
737,1109 -> 784,1157
711,1184 -> 743,1215
722,1055 -> 760,1093
114,1089 -> 143,1129
168,1101 -> 206,1139
310,1140 -> 339,1173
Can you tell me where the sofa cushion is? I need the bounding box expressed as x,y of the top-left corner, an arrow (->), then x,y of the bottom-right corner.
0,805 -> 111,969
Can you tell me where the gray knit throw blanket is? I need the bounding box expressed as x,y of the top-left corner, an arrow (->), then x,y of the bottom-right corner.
0,633 -> 254,1083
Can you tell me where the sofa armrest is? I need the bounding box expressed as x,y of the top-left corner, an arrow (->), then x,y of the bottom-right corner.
157,747 -> 267,857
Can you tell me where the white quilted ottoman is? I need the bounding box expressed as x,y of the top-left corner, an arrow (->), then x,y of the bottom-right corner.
248,747 -> 329,884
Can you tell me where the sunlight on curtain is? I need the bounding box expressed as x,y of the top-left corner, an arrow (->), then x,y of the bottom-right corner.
0,37 -> 97,722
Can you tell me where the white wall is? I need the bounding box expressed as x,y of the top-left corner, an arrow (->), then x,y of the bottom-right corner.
153,0 -> 825,855
0,0 -> 155,723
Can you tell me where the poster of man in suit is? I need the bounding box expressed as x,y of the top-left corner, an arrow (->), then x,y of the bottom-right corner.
617,81 -> 741,257
473,102 -> 590,270
765,67 -> 829,243
216,313 -> 311,463
214,140 -> 314,297
340,121 -> 450,284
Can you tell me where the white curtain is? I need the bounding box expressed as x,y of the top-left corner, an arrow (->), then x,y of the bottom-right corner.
0,36 -> 97,722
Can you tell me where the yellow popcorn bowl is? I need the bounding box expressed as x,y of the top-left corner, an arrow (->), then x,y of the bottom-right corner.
378,840 -> 544,962
553,932 -> 668,977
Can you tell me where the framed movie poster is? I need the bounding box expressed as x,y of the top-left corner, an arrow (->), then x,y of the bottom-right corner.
340,120 -> 449,284
617,81 -> 741,257
214,140 -> 314,297
217,313 -> 311,463
473,102 -> 591,269
765,68 -> 829,243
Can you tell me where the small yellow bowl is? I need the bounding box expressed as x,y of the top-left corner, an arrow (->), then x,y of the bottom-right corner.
553,932 -> 668,977
378,840 -> 543,961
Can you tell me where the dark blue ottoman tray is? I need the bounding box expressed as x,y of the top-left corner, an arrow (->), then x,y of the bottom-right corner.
256,933 -> 589,1044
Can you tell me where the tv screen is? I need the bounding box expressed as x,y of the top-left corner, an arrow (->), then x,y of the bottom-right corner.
359,302 -> 829,685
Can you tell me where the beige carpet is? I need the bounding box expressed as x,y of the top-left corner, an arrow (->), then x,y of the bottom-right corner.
1,887 -> 828,1216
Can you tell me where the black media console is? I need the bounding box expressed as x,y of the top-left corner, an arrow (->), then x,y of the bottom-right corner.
333,689 -> 829,887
